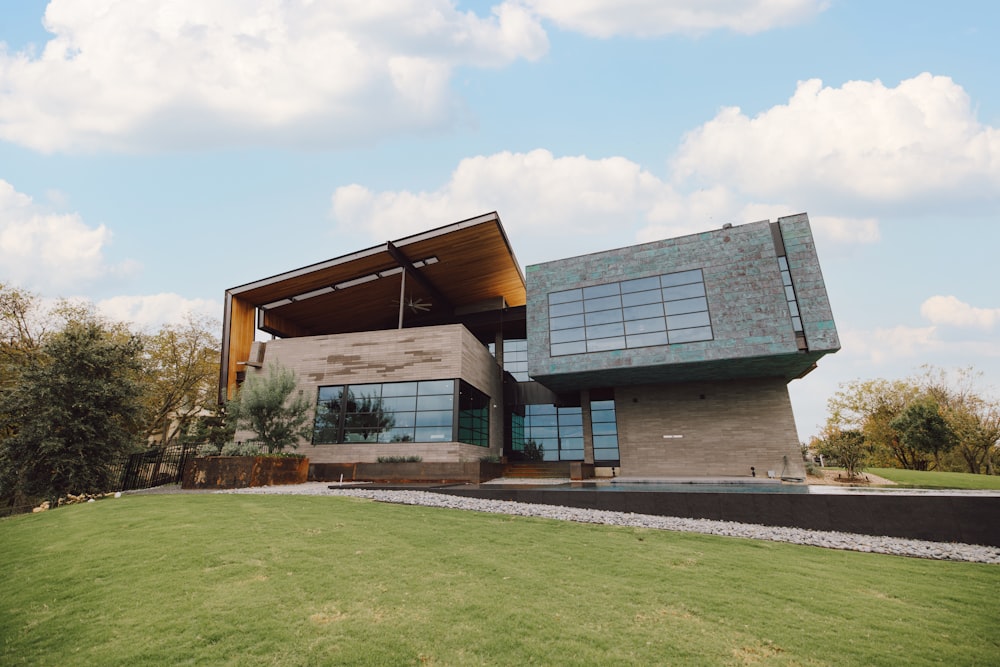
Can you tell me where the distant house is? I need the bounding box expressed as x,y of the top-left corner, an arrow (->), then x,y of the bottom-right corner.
219,212 -> 838,479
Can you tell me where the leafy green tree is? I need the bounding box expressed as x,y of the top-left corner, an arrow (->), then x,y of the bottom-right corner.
138,314 -> 220,445
227,364 -> 312,453
0,318 -> 144,505
825,378 -> 923,468
815,428 -> 870,479
891,399 -> 958,471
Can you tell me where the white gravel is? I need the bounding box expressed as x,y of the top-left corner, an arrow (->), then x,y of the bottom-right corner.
221,482 -> 1000,564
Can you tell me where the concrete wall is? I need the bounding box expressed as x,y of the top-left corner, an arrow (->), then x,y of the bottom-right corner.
243,324 -> 505,463
614,378 -> 805,479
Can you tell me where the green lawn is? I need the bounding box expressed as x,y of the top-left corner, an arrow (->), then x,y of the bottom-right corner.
869,467 -> 1000,490
2,494 -> 997,666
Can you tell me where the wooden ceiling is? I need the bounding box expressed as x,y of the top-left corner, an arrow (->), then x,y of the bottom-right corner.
227,212 -> 526,337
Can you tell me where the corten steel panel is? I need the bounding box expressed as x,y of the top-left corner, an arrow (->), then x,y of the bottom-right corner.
526,214 -> 840,391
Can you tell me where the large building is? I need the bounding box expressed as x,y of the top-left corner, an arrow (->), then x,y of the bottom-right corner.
220,212 -> 838,479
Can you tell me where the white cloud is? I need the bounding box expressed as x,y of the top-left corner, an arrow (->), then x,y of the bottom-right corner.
921,295 -> 999,330
0,0 -> 548,152
332,149 -> 675,246
526,0 -> 827,37
671,74 -> 1000,210
96,293 -> 220,332
0,179 -> 133,292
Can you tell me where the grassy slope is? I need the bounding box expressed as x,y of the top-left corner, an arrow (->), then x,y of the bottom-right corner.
1,494 -> 998,666
869,468 -> 1000,490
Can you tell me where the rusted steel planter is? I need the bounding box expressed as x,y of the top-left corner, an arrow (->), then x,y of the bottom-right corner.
183,456 -> 309,490
309,461 -> 505,484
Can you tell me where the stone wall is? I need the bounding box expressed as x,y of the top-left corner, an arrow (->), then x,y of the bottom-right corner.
240,324 -> 505,463
615,378 -> 804,478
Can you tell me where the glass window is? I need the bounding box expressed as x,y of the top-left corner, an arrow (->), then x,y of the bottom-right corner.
668,326 -> 713,344
549,289 -> 582,305
626,331 -> 670,347
622,289 -> 663,307
590,398 -> 619,462
660,269 -> 703,287
515,404 -> 584,461
623,303 -> 664,321
584,295 -> 622,312
665,297 -> 708,316
625,317 -> 666,335
551,313 -> 585,330
662,283 -> 705,301
621,276 -> 661,293
586,322 -> 626,339
583,283 -> 620,299
667,311 -> 711,330
549,300 -> 584,317
312,379 -> 480,445
587,337 -> 625,352
585,309 -> 624,326
551,327 -> 586,344
551,340 -> 587,356
548,268 -> 712,356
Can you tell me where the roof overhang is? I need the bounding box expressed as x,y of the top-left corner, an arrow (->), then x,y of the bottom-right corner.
220,212 -> 526,401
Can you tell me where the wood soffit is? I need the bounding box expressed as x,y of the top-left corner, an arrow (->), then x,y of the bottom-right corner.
226,212 -> 526,337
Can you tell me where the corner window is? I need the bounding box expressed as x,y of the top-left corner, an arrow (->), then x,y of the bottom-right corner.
313,379 -> 489,447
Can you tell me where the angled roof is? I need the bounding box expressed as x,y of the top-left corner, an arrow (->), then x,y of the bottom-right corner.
228,211 -> 526,337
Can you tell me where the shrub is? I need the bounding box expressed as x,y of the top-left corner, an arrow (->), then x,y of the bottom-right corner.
479,454 -> 502,463
376,456 -> 423,463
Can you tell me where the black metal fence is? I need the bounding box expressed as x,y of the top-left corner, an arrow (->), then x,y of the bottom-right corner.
109,443 -> 196,492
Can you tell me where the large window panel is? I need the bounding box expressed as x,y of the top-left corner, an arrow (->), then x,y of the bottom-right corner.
548,269 -> 712,356
313,378 -> 488,447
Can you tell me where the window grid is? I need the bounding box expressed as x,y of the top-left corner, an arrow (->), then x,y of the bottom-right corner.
516,404 -> 584,462
313,379 -> 489,447
548,269 -> 712,356
778,256 -> 804,333
590,399 -> 620,462
487,339 -> 530,382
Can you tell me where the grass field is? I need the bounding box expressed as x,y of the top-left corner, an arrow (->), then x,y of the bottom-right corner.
2,494 -> 998,666
868,468 -> 1000,490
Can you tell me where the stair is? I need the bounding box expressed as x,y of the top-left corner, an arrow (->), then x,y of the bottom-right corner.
502,462 -> 572,479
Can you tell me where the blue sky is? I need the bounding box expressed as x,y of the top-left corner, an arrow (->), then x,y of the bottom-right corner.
1,0 -> 998,440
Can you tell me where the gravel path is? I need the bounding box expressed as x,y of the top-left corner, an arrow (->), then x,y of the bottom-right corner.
222,483 -> 1000,564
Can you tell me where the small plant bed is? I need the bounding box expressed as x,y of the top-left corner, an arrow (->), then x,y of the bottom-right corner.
806,468 -> 897,486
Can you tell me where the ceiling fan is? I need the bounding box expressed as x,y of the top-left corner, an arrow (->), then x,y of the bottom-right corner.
392,295 -> 432,314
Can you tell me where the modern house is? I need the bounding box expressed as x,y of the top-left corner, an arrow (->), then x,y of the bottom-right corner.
219,212 -> 839,480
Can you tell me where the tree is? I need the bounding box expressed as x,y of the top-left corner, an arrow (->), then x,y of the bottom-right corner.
0,318 -> 145,505
814,428 -> 869,479
824,378 -> 923,468
227,364 -> 312,453
891,399 -> 958,471
138,315 -> 220,446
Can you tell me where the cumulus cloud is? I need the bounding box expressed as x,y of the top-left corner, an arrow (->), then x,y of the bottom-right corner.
96,293 -> 220,331
921,295 -> 999,330
0,179 -> 133,292
0,0 -> 548,152
672,73 -> 1000,210
526,0 -> 828,37
332,149 -> 676,246
331,148 -> 883,259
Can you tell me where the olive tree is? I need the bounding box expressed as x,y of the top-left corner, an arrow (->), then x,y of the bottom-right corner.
226,364 -> 313,454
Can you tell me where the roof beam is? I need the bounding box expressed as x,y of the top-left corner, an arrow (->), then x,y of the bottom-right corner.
385,241 -> 453,315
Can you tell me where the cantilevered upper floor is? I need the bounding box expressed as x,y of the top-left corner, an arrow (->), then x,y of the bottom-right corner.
525,214 -> 839,392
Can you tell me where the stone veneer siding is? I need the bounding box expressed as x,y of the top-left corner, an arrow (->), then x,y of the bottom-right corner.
614,378 -> 805,478
241,324 -> 504,464
526,214 -> 839,388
